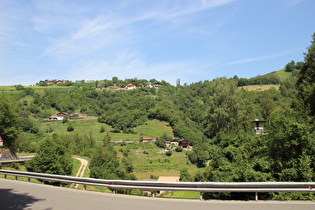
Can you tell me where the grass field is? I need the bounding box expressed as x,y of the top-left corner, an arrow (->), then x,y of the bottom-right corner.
0,86 -> 16,91
239,84 -> 280,91
35,119 -> 172,142
134,120 -> 173,138
131,149 -> 198,180
273,68 -> 292,80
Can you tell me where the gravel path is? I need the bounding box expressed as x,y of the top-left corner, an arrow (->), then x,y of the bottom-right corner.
72,156 -> 88,189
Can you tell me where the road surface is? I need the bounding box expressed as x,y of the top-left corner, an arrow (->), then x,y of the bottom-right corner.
0,179 -> 314,210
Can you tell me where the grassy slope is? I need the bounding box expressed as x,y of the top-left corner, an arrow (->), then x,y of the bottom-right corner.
34,119 -> 173,142
273,68 -> 292,79
239,68 -> 293,91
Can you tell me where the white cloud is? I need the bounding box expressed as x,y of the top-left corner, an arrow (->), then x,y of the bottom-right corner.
40,0 -> 234,57
223,51 -> 295,65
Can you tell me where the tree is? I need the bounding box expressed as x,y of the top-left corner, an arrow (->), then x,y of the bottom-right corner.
67,123 -> 74,131
165,150 -> 172,156
175,146 -> 183,152
112,76 -> 119,84
180,168 -> 192,181
0,93 -> 20,150
89,144 -> 126,180
285,60 -> 295,72
203,78 -> 241,137
26,135 -> 73,176
297,33 -> 315,114
103,132 -> 111,147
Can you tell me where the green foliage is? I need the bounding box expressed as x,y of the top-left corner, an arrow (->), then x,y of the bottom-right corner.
180,168 -> 192,181
10,162 -> 20,170
155,133 -> 171,148
285,60 -> 296,72
266,106 -> 315,181
165,150 -> 172,156
89,143 -> 134,180
237,74 -> 280,86
175,146 -> 183,152
297,33 -> 315,115
203,78 -> 257,138
102,132 -> 111,147
0,93 -> 20,150
100,126 -> 105,133
26,135 -> 73,176
67,124 -> 74,132
62,115 -> 68,123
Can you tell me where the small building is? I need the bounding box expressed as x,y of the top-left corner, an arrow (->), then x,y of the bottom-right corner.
252,119 -> 267,134
152,83 -> 162,87
49,115 -> 64,120
126,83 -> 137,90
142,137 -> 152,143
57,112 -> 68,116
179,140 -> 189,148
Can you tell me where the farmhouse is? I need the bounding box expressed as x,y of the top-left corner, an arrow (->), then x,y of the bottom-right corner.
178,139 -> 189,148
126,83 -> 136,90
49,116 -> 64,120
49,112 -> 68,121
57,112 -> 68,116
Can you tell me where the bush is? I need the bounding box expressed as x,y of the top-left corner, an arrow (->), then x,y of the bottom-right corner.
165,150 -> 173,156
175,146 -> 183,152
67,124 -> 74,132
62,115 -> 69,123
11,162 -> 20,170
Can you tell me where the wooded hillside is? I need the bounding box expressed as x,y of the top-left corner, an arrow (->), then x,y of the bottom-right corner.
1,33 -> 315,200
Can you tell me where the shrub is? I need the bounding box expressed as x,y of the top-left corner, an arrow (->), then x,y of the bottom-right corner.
67,124 -> 74,132
11,162 -> 20,170
165,150 -> 173,156
175,146 -> 183,152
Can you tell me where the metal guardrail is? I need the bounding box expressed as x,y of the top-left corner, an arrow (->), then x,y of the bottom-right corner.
0,156 -> 34,163
1,169 -> 315,200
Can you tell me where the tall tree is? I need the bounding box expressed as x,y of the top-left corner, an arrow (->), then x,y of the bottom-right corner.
297,33 -> 315,114
0,93 -> 20,150
89,144 -> 123,179
26,135 -> 73,176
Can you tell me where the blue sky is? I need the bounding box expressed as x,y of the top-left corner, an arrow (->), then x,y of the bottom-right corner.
1,0 -> 314,86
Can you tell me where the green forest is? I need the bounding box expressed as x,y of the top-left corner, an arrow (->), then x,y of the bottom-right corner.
1,33 -> 315,200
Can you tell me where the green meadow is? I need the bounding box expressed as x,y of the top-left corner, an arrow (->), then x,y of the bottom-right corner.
32,118 -> 173,142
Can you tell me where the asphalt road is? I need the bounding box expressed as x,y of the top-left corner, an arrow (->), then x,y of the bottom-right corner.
1,179 -> 315,210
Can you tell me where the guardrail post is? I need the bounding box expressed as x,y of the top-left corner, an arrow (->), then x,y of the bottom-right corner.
255,192 -> 258,201
15,176 -> 18,181
200,192 -> 203,200
84,185 -> 87,190
28,177 -> 30,182
152,191 -> 156,198
4,174 -> 6,179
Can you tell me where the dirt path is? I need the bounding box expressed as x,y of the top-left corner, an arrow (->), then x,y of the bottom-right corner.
72,156 -> 88,189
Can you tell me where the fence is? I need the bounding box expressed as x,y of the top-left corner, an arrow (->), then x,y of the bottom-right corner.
1,169 -> 315,201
